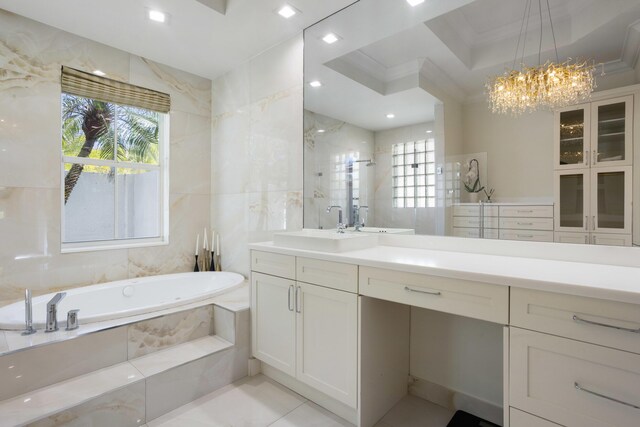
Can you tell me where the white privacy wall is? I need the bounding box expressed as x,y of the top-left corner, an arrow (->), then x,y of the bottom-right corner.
211,36 -> 304,277
0,10 -> 212,306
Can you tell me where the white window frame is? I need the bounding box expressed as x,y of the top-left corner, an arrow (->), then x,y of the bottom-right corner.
60,109 -> 170,253
392,138 -> 436,208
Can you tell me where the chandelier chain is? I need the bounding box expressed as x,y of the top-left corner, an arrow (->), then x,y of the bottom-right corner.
546,0 -> 559,63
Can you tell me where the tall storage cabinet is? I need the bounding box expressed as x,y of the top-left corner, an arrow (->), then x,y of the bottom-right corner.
554,95 -> 633,246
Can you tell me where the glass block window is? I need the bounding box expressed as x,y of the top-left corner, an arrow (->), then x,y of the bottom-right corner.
392,139 -> 435,208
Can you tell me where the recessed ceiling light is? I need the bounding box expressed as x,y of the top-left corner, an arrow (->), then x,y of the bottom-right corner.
322,33 -> 340,44
93,70 -> 106,77
148,10 -> 167,23
407,0 -> 425,6
386,113 -> 395,119
309,80 -> 322,88
426,130 -> 433,133
317,129 -> 326,133
277,5 -> 298,19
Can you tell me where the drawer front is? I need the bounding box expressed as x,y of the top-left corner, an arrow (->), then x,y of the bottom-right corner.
499,230 -> 554,242
452,228 -> 499,239
251,250 -> 295,279
296,257 -> 357,293
511,288 -> 640,354
500,205 -> 553,218
453,217 -> 499,228
510,328 -> 640,427
510,408 -> 561,426
453,205 -> 480,217
499,217 -> 553,231
592,233 -> 632,247
554,232 -> 589,244
359,267 -> 508,324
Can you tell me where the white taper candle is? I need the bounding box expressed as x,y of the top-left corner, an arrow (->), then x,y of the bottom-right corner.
195,234 -> 199,255
203,227 -> 208,250
216,234 -> 220,254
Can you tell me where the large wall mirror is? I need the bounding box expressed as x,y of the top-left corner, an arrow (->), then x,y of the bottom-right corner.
303,0 -> 640,247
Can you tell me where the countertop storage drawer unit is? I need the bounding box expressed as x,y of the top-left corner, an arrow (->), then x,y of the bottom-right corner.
251,250 -> 295,279
359,267 -> 509,324
511,288 -> 640,354
510,328 -> 640,427
296,257 -> 358,293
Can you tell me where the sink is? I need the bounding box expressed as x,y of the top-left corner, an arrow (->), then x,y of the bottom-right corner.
273,229 -> 378,253
348,227 -> 415,235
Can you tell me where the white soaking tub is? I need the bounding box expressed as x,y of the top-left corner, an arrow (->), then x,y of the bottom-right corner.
0,272 -> 244,330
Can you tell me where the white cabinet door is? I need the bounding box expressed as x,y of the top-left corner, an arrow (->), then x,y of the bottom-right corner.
554,170 -> 590,232
295,282 -> 358,408
252,272 -> 296,377
590,166 -> 632,234
554,103 -> 590,170
590,95 -> 633,168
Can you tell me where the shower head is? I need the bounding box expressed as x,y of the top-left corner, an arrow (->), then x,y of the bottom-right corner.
354,159 -> 376,167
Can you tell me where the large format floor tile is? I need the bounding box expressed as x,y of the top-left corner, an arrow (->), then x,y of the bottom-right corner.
269,402 -> 354,427
374,395 -> 454,427
147,375 -> 306,427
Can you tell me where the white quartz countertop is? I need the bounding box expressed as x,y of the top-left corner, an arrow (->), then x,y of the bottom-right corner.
249,241 -> 640,305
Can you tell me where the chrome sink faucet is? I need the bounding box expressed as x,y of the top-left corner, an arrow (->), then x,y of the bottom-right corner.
326,205 -> 346,233
45,292 -> 66,333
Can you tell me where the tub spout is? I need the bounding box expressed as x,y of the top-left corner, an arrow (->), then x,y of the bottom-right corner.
45,292 -> 66,333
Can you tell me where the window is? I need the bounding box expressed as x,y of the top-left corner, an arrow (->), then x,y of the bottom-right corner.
392,139 -> 436,208
60,67 -> 170,251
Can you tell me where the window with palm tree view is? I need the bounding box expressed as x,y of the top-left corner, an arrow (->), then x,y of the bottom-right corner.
62,93 -> 166,247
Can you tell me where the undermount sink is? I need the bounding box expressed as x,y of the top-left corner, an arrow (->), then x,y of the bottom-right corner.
273,229 -> 378,253
348,227 -> 415,235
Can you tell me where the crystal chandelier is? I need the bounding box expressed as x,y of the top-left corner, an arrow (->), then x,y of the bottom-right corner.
486,0 -> 598,115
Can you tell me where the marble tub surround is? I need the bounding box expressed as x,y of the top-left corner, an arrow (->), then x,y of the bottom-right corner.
0,282 -> 248,356
0,10 -> 212,306
0,300 -> 250,426
211,35 -> 304,277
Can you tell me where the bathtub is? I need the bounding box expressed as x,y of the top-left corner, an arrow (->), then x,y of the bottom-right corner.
0,272 -> 245,331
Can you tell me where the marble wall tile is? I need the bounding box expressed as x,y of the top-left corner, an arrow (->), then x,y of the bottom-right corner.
127,306 -> 214,358
128,193 -> 210,278
129,56 -> 211,117
0,11 -> 212,304
249,36 -> 303,104
145,345 -> 248,421
211,108 -> 251,195
169,111 -> 211,195
0,326 -> 127,401
212,61 -> 250,116
27,381 -> 145,427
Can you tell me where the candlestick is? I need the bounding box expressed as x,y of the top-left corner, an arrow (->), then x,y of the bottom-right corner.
193,254 -> 199,272
210,250 -> 216,272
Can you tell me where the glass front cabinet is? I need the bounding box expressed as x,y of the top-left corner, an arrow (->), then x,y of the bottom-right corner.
554,95 -> 633,246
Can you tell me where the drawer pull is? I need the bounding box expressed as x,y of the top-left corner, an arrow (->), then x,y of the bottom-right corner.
516,222 -> 533,226
572,315 -> 640,334
516,234 -> 534,239
288,285 -> 294,311
404,286 -> 441,296
517,210 -> 533,213
574,382 -> 640,410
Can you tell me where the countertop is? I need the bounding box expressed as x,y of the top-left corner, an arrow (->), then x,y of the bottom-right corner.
249,241 -> 640,305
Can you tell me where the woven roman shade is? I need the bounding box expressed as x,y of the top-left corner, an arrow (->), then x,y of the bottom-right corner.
61,66 -> 171,113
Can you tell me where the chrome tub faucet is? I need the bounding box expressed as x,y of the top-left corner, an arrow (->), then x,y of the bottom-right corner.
21,289 -> 36,336
45,292 -> 66,333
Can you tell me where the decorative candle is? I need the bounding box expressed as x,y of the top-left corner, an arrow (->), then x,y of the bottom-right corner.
216,234 -> 220,254
211,229 -> 215,252
195,234 -> 199,255
203,227 -> 208,250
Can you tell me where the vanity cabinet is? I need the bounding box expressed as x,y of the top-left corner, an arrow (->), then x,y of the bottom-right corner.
509,287 -> 640,426
251,251 -> 358,408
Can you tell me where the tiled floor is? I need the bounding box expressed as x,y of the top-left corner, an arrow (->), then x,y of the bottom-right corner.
147,374 -> 353,427
147,374 -> 455,427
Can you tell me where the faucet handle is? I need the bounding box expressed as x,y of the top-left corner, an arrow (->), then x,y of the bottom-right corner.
66,309 -> 80,331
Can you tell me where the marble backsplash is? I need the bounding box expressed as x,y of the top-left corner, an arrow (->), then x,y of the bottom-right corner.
211,35 -> 304,277
0,9 -> 212,306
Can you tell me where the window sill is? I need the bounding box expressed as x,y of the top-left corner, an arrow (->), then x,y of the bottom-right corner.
61,237 -> 169,254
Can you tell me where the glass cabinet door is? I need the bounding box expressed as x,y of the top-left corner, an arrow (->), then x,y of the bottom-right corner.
591,95 -> 633,167
591,166 -> 632,234
554,170 -> 589,232
555,104 -> 589,169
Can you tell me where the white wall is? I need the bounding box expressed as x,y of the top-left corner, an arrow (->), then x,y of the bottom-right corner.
461,102 -> 554,202
0,10 -> 212,306
211,36 -> 304,277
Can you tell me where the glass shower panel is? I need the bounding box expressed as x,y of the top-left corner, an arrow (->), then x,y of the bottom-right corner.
596,171 -> 625,229
596,102 -> 626,163
559,109 -> 585,166
559,174 -> 585,228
